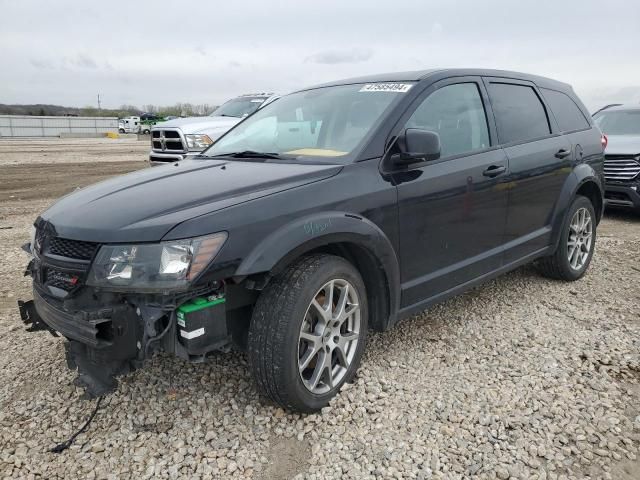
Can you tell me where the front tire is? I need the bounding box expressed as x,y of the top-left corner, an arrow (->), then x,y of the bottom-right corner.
247,254 -> 368,412
538,195 -> 596,281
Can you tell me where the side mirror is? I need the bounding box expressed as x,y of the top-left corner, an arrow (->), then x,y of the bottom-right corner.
391,128 -> 441,166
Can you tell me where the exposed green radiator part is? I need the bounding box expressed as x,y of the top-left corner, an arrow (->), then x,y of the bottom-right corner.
177,296 -> 225,315
176,295 -> 227,355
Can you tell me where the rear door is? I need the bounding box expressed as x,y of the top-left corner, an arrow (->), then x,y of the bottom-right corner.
484,78 -> 573,262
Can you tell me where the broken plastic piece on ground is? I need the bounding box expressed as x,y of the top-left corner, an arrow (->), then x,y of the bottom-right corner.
65,341 -> 133,398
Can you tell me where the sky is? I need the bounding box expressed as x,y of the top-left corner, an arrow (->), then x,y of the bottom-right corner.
1,0 -> 639,112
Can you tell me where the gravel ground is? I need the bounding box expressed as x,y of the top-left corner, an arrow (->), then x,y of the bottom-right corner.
0,138 -> 639,479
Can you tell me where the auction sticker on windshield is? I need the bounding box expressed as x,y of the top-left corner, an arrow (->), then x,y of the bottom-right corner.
359,83 -> 413,93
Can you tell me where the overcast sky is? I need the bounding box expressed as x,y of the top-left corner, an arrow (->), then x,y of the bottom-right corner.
1,0 -> 638,112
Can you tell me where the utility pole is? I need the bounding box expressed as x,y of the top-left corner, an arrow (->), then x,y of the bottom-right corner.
97,93 -> 101,110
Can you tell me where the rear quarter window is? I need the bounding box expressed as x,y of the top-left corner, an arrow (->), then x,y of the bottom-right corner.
541,88 -> 590,132
488,83 -> 551,144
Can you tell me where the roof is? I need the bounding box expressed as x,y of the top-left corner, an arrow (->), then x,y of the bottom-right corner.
301,68 -> 572,92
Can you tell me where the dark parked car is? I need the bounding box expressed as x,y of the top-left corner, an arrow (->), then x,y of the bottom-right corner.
20,69 -> 604,412
593,105 -> 640,212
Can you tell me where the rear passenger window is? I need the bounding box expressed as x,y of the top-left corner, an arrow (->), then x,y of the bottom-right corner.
541,88 -> 590,132
488,83 -> 550,144
406,83 -> 490,158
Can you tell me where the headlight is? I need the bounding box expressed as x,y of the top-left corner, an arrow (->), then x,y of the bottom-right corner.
87,232 -> 227,291
185,134 -> 213,150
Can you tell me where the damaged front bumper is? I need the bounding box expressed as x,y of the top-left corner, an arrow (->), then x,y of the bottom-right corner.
19,226 -> 238,398
19,276 -> 231,398
18,291 -> 141,397
19,285 -> 231,397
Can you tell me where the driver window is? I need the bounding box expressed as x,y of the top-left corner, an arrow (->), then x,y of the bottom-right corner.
406,83 -> 490,158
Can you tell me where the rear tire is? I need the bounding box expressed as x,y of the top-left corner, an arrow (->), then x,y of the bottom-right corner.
538,195 -> 596,281
247,254 -> 368,412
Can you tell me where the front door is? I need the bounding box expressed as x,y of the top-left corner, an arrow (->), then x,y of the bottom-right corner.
390,78 -> 510,308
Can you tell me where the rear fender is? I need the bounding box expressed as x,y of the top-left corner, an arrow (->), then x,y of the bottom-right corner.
550,164 -> 604,249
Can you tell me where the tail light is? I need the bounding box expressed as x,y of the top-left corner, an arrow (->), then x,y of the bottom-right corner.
601,134 -> 608,149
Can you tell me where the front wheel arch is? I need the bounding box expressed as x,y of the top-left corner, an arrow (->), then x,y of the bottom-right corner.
235,213 -> 401,331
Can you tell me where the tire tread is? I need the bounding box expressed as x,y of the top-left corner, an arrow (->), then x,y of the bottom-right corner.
538,195 -> 596,281
248,254 -> 339,411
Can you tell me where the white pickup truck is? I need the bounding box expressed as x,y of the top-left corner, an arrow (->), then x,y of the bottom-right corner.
149,93 -> 278,164
118,117 -> 141,134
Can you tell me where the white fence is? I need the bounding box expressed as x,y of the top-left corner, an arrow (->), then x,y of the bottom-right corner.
0,115 -> 118,137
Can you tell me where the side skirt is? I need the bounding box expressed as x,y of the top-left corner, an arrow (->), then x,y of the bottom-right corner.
393,246 -> 551,325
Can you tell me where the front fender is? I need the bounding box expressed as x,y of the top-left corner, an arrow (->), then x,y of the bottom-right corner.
235,211 -> 401,325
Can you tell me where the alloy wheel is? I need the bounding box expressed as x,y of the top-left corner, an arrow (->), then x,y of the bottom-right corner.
298,279 -> 361,394
567,207 -> 593,271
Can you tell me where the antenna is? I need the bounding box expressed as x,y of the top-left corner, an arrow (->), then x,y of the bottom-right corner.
97,94 -> 101,110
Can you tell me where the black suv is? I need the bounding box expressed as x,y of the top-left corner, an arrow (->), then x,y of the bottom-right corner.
21,69 -> 604,412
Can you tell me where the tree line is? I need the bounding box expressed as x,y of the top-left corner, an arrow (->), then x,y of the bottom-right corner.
0,103 -> 218,118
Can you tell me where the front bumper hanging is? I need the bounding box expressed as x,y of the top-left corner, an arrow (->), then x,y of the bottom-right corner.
17,292 -> 143,398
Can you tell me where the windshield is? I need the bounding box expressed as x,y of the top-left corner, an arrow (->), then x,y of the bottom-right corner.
594,110 -> 640,135
203,83 -> 414,161
210,97 -> 267,118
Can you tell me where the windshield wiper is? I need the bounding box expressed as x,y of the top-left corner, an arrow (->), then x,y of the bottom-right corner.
213,150 -> 284,160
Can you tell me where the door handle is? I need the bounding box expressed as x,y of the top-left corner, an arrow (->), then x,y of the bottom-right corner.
555,148 -> 572,159
482,165 -> 506,178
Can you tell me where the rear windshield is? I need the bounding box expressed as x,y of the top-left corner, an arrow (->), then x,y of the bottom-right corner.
594,111 -> 640,135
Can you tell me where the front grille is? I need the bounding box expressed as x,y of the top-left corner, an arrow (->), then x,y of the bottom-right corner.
32,227 -> 95,298
166,140 -> 184,150
49,237 -> 98,260
605,191 -> 632,202
45,268 -> 78,292
150,156 -> 178,163
151,128 -> 186,153
604,155 -> 640,182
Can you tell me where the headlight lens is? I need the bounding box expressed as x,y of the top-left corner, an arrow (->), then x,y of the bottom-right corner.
185,134 -> 213,150
87,232 -> 227,291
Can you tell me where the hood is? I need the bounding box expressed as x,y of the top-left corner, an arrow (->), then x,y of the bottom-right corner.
154,116 -> 241,135
604,135 -> 640,156
40,159 -> 342,243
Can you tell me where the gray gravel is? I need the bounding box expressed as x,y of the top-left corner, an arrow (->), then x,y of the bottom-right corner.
1,140 -> 639,479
